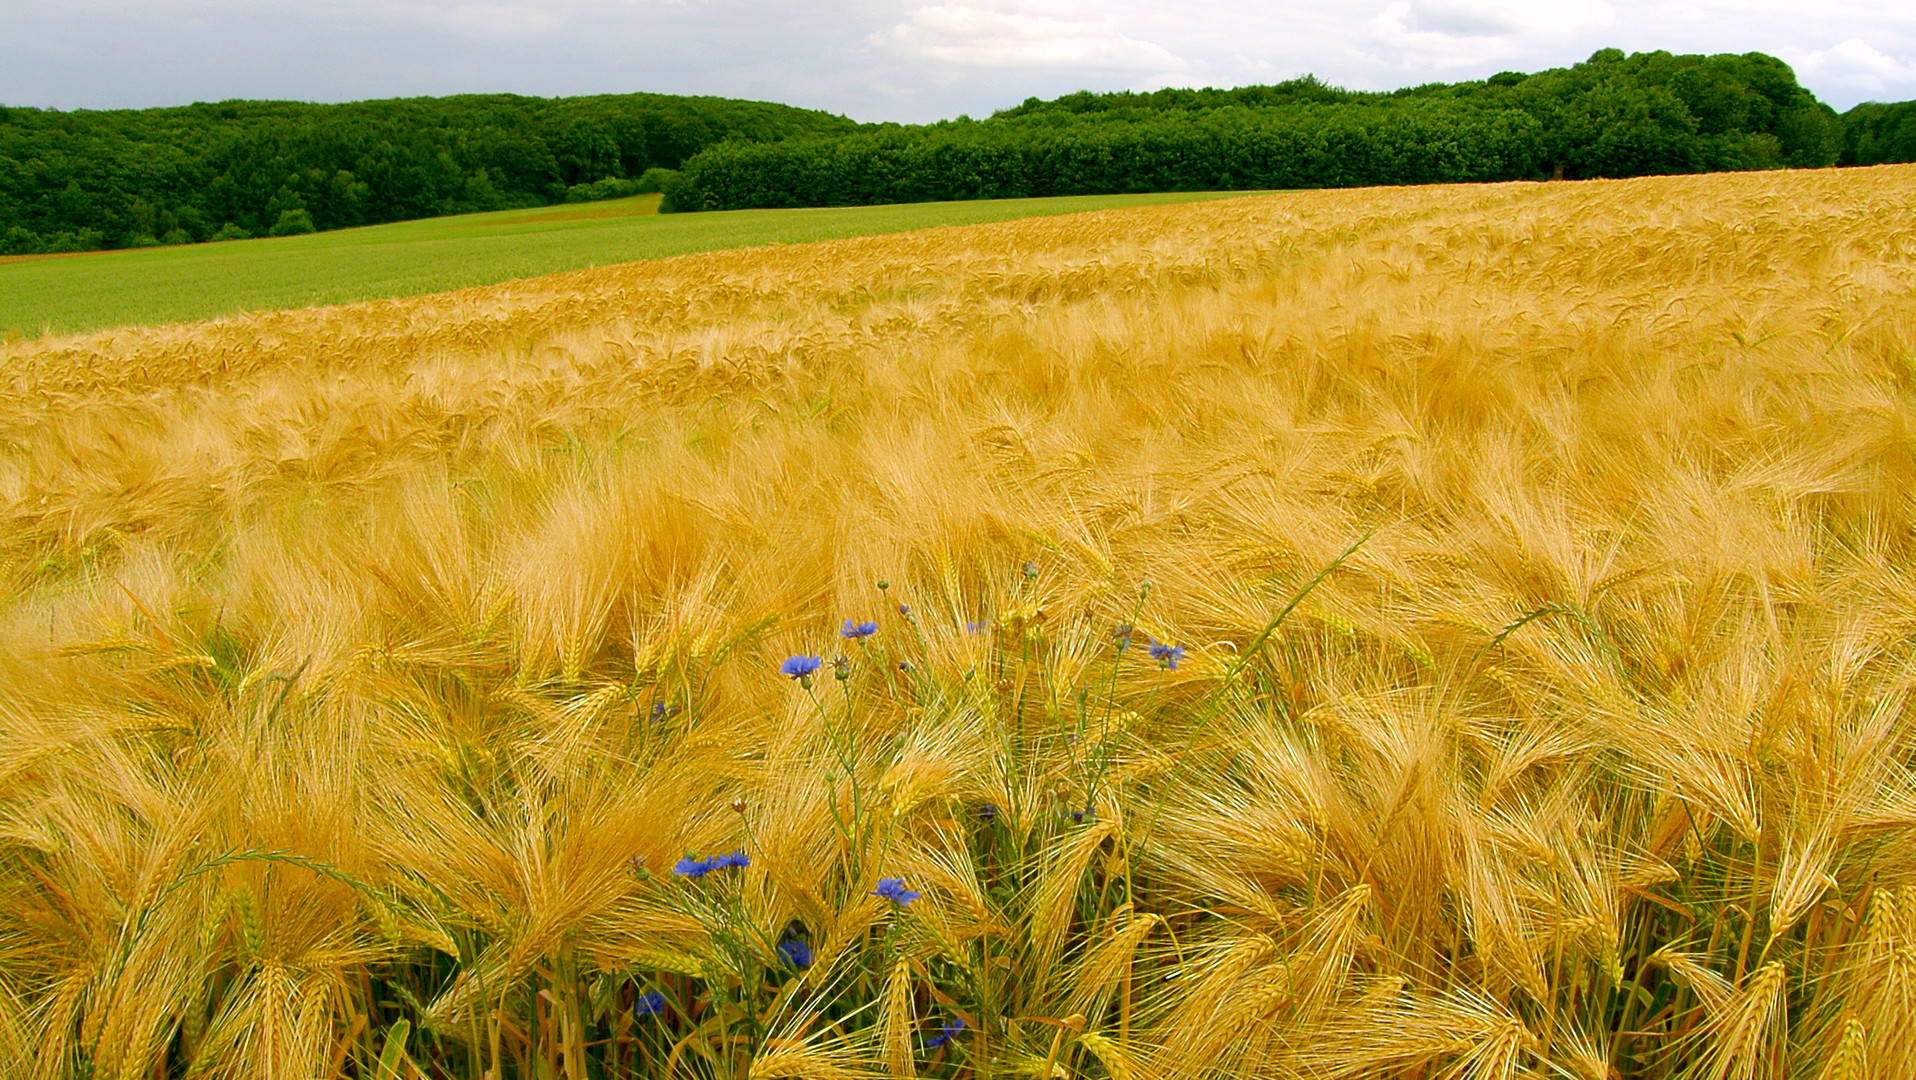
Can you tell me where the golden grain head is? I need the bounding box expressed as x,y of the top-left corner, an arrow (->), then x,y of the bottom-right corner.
3,166 -> 1916,1078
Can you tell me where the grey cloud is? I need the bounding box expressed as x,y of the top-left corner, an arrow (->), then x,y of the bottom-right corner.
876,1 -> 1187,74
2,0 -> 1913,121
1399,2 -> 1522,38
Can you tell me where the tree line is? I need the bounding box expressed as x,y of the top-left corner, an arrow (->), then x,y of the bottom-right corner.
662,49 -> 1880,212
1840,100 -> 1916,165
0,93 -> 856,255
6,50 -> 1913,252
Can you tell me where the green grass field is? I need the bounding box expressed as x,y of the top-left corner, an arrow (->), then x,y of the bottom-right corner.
0,191 -> 1245,339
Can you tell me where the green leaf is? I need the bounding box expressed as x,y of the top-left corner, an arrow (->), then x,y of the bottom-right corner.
377,1018 -> 411,1080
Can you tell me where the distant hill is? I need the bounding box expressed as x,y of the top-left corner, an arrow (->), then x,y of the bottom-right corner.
0,92 -> 860,255
664,49 -> 1873,212
9,51 -> 1914,253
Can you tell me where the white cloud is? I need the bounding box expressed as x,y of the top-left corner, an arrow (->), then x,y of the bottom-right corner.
1777,38 -> 1916,99
876,0 -> 1187,73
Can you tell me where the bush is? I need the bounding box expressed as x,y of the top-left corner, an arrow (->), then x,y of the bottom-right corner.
658,170 -> 705,213
635,167 -> 677,193
268,209 -> 317,236
564,176 -> 653,203
42,229 -> 105,253
209,223 -> 251,242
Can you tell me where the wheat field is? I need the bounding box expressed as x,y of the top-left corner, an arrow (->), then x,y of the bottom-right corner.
3,166 -> 1916,1080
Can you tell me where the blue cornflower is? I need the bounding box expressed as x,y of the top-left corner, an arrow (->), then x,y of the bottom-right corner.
925,1017 -> 966,1051
840,619 -> 879,639
713,849 -> 750,870
1071,804 -> 1097,824
633,990 -> 670,1017
966,621 -> 989,635
673,854 -> 714,878
976,803 -> 998,822
651,701 -> 670,721
781,655 -> 822,683
777,937 -> 814,969
1114,624 -> 1134,652
872,877 -> 921,906
1148,639 -> 1185,671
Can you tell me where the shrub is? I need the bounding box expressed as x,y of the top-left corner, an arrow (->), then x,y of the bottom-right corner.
564,177 -> 647,203
268,209 -> 317,236
635,166 -> 677,193
42,228 -> 105,252
658,169 -> 705,213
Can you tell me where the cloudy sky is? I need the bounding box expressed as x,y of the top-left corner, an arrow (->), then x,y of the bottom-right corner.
3,0 -> 1913,121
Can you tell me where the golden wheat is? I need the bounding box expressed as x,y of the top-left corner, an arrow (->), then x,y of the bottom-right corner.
4,165 -> 1916,1078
